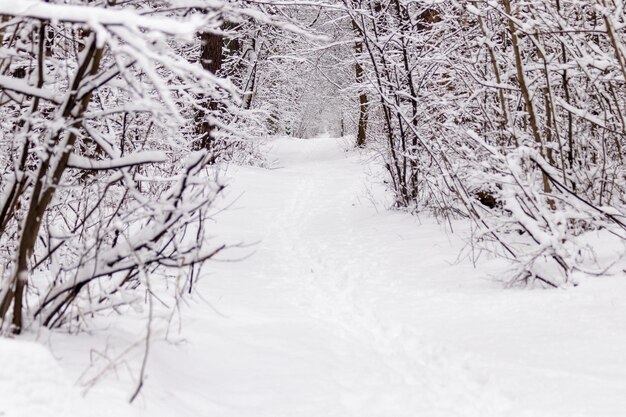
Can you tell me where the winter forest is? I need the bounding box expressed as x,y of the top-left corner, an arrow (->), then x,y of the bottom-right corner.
1,0 -> 626,415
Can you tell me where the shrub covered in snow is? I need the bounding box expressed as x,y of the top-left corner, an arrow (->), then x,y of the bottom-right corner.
345,0 -> 626,286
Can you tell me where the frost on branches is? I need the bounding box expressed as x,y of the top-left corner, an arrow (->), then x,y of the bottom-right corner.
0,0 -> 259,335
345,0 -> 626,287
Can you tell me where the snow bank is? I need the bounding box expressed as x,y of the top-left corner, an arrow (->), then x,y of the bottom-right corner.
0,338 -> 85,417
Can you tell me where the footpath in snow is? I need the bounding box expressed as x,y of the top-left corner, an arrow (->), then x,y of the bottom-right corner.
6,136 -> 626,417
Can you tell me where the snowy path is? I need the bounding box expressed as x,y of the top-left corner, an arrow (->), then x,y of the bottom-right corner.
38,137 -> 626,417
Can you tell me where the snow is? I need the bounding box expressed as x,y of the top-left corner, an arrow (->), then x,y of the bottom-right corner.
0,338 -> 85,417
7,136 -> 626,416
67,151 -> 167,171
0,75 -> 60,104
1,0 -> 204,37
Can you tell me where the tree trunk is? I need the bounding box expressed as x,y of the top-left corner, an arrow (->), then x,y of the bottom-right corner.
195,30 -> 223,150
352,19 -> 368,147
1,36 -> 103,333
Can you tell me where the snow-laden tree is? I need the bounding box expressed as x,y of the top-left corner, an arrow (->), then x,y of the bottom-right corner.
0,0 -> 290,334
343,0 -> 626,286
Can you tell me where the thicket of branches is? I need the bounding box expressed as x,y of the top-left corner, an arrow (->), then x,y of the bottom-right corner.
2,0 -> 624,348
0,0 -> 294,336
342,0 -> 626,286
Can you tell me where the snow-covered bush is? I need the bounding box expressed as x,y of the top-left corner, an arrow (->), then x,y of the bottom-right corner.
0,0 -> 251,334
345,0 -> 626,286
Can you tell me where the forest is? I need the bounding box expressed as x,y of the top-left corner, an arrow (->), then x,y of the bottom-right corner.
1,0 -> 625,416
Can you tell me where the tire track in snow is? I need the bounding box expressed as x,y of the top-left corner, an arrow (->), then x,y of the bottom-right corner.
270,138 -> 512,417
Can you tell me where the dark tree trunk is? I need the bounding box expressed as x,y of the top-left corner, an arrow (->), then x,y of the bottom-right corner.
195,31 -> 223,150
352,19 -> 368,147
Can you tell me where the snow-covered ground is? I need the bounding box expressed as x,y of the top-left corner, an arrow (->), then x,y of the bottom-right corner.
3,136 -> 626,416
0,338 -> 87,417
